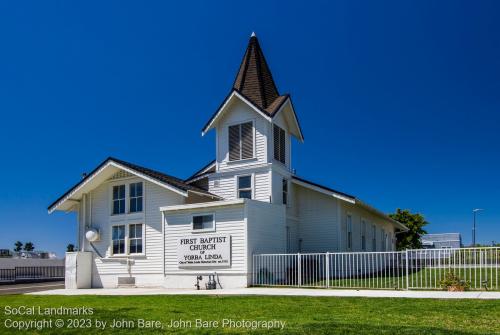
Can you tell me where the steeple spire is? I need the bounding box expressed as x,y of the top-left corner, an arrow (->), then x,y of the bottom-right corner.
202,33 -> 303,141
233,33 -> 280,110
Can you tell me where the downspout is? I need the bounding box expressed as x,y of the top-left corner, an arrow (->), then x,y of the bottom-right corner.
336,201 -> 342,252
162,211 -> 165,278
89,191 -> 106,259
89,242 -> 104,258
82,191 -> 104,258
81,194 -> 86,252
89,191 -> 92,230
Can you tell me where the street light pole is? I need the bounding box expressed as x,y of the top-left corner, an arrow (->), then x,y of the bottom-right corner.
472,209 -> 484,247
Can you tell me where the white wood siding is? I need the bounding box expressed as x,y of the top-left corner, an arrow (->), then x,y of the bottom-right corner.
208,169 -> 271,202
246,200 -> 287,255
295,185 -> 340,252
79,176 -> 185,286
216,99 -> 268,171
254,170 -> 271,202
339,202 -> 397,252
164,203 -> 247,274
246,200 -> 287,277
291,183 -> 398,253
270,169 -> 293,205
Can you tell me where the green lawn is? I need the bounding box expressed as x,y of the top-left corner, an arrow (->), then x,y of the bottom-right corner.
1,295 -> 499,334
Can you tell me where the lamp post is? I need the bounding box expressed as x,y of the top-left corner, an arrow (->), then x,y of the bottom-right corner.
472,209 -> 484,247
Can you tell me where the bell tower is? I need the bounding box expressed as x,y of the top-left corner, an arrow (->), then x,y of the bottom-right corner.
201,33 -> 304,203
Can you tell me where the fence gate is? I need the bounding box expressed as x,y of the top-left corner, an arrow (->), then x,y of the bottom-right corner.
252,247 -> 500,291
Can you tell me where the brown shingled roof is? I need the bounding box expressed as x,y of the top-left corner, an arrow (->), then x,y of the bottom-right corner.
47,157 -> 221,212
202,34 -> 303,140
233,34 -> 288,116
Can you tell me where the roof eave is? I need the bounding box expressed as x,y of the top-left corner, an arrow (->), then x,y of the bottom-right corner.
202,90 -> 273,136
48,158 -> 193,214
291,175 -> 408,231
185,172 -> 214,185
187,189 -> 223,200
185,160 -> 216,181
356,199 -> 409,231
160,199 -> 245,212
291,177 -> 355,204
201,90 -> 237,136
202,91 -> 304,142
271,96 -> 304,142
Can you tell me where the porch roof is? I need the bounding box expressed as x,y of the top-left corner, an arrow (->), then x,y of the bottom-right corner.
160,199 -> 245,213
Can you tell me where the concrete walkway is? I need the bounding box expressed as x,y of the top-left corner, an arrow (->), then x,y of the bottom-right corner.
29,287 -> 500,299
0,281 -> 64,295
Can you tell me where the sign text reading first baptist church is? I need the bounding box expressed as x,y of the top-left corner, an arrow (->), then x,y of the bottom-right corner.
177,234 -> 231,267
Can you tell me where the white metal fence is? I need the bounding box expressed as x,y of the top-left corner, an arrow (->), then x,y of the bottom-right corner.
252,247 -> 500,290
0,266 -> 65,283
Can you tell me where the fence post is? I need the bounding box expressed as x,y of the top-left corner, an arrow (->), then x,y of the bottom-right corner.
252,254 -> 255,286
298,253 -> 301,287
405,249 -> 409,290
325,252 -> 330,288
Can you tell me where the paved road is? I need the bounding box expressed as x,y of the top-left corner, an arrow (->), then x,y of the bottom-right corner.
0,281 -> 64,295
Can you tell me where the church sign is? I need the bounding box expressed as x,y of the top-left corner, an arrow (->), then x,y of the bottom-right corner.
177,234 -> 231,267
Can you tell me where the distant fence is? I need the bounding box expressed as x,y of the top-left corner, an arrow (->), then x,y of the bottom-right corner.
252,247 -> 500,291
0,266 -> 65,284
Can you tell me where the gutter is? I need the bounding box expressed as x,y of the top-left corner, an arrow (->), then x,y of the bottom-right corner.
356,199 -> 408,231
160,199 -> 245,212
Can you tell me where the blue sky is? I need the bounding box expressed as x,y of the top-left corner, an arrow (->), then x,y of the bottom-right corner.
1,1 -> 499,257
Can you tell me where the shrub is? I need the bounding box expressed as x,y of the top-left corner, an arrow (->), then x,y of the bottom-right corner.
440,271 -> 470,291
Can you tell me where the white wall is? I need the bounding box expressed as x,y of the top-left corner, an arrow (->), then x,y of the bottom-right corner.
246,200 -> 287,255
163,200 -> 286,288
289,183 -> 398,253
214,97 -> 293,173
294,185 -> 340,252
208,168 -> 271,202
79,175 -> 186,288
210,97 -> 293,206
216,99 -> 269,171
339,202 -> 397,252
246,200 -> 287,286
163,203 -> 247,275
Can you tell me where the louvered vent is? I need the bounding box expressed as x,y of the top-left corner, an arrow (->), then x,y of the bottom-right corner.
241,122 -> 253,159
228,122 -> 254,161
229,125 -> 240,161
109,170 -> 133,180
273,124 -> 286,164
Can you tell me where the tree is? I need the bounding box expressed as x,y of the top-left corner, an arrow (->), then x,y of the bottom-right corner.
23,242 -> 35,252
66,244 -> 75,252
389,209 -> 428,250
14,241 -> 23,252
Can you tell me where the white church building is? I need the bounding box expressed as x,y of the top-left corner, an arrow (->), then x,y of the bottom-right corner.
49,34 -> 407,289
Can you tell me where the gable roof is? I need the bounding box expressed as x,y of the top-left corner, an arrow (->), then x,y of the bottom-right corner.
48,157 -> 220,213
291,176 -> 408,231
201,34 -> 304,141
185,160 -> 216,183
110,158 -> 216,196
292,176 -> 356,203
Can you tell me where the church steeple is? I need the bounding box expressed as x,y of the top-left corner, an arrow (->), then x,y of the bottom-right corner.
202,33 -> 303,142
233,32 -> 280,110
